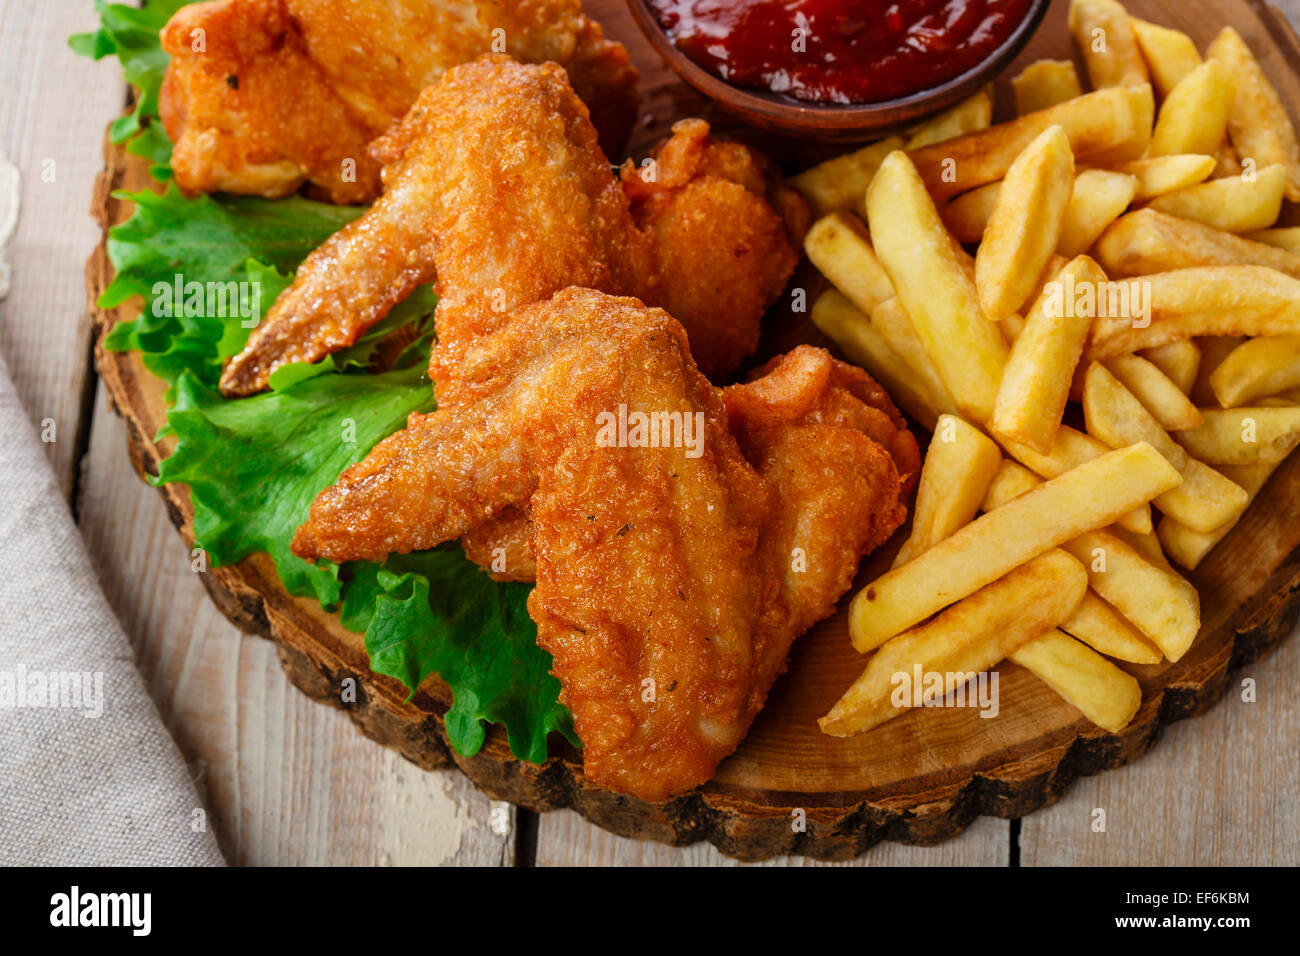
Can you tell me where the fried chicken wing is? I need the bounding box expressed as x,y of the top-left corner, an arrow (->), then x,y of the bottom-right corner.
725,346 -> 921,624
159,0 -> 638,203
219,55 -> 636,396
459,506 -> 537,581
619,119 -> 809,378
293,288 -> 915,799
219,56 -> 805,396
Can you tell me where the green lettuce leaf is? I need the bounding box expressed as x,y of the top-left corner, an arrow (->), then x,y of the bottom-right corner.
70,0 -> 191,178
156,366 -> 437,606
341,551 -> 577,762
101,186 -> 363,392
157,349 -> 575,760
266,287 -> 440,390
75,0 -> 575,762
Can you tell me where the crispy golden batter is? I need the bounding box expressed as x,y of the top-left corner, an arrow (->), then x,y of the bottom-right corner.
160,0 -> 637,202
459,506 -> 537,582
293,289 -> 914,799
620,119 -> 809,379
725,347 -> 921,580
219,55 -> 641,396
220,56 -> 805,395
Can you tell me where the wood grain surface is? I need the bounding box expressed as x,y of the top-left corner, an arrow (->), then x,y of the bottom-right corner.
0,1 -> 122,498
2,0 -> 1297,865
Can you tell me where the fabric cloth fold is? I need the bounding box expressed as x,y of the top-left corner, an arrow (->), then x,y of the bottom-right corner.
0,350 -> 225,866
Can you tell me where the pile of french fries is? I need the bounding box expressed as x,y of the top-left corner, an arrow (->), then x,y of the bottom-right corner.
796,0 -> 1300,738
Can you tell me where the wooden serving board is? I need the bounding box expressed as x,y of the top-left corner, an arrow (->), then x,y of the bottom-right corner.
86,0 -> 1300,861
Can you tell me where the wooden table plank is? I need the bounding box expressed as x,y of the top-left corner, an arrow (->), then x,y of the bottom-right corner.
77,382 -> 514,866
1021,634 -> 1300,865
0,1 -> 125,498
536,810 -> 1009,866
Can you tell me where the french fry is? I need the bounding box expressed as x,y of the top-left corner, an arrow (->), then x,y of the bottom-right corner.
1157,461 -> 1280,568
1131,18 -> 1202,98
980,458 -> 1166,666
848,442 -> 1181,651
1207,26 -> 1300,201
998,313 -> 1025,344
1209,335 -> 1300,407
948,169 -> 1139,253
1213,141 -> 1244,178
998,425 -> 1153,534
790,136 -> 904,218
1069,0 -> 1150,88
982,458 -> 1170,567
1031,253 -> 1070,299
1116,154 -> 1216,200
1110,524 -> 1176,572
1142,339 -> 1201,394
892,415 -> 1002,568
933,452 -> 1166,688
1065,354 -> 1084,400
1149,60 -> 1234,157
1059,529 -> 1200,661
1147,164 -> 1287,234
822,551 -> 1088,736
1009,629 -> 1144,731
976,126 -> 1075,319
1190,334 -> 1248,405
1058,169 -> 1139,258
980,459 -> 1042,510
941,182 -> 1001,244
1175,407 -> 1300,464
1013,60 -> 1084,114
1082,362 -> 1249,532
993,256 -> 1068,347
1058,590 -> 1163,665
1087,267 -> 1300,358
1105,353 -> 1202,430
1249,227 -> 1300,256
866,151 -> 1009,422
869,297 -> 963,421
909,85 -> 1153,202
804,212 -> 895,315
905,91 -> 993,149
989,256 -> 1100,452
1094,209 -> 1300,280
810,290 -> 948,429
947,232 -> 978,279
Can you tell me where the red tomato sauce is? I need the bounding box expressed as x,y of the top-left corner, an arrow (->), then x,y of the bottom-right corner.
647,0 -> 1034,104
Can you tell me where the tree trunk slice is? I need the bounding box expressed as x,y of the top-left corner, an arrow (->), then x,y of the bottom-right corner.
83,0 -> 1300,861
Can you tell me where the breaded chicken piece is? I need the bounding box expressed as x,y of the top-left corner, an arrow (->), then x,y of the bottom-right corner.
159,0 -> 637,203
620,119 -> 810,378
219,55 -> 640,396
220,56 -> 804,396
293,289 -> 914,799
459,506 -> 537,581
725,347 -> 920,616
726,346 -> 922,515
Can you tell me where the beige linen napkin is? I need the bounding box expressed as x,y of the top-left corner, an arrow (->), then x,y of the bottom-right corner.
0,350 -> 225,866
